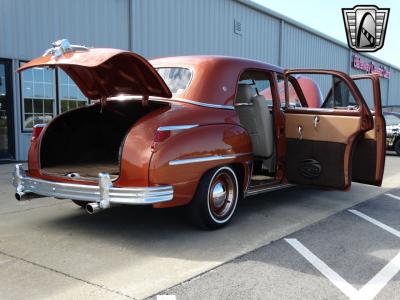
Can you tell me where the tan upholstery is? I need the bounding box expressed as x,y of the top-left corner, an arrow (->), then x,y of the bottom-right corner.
285,113 -> 361,143
235,84 -> 274,159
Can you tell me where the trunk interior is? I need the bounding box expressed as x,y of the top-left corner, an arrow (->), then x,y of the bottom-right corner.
40,100 -> 168,180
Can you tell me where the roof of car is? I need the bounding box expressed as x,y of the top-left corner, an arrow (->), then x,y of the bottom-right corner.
150,55 -> 284,105
150,55 -> 284,73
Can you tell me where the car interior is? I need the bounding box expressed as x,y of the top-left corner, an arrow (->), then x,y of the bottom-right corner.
235,71 -> 383,190
234,71 -> 277,186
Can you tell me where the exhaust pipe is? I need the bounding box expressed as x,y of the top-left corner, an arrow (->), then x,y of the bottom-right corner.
86,202 -> 102,214
15,192 -> 43,201
15,191 -> 26,201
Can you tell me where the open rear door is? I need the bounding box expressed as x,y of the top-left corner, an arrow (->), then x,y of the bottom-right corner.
283,69 -> 375,189
350,74 -> 386,186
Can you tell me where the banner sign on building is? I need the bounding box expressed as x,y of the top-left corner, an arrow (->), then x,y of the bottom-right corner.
352,54 -> 390,78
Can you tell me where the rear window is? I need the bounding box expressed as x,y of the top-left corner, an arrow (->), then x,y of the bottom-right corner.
156,67 -> 192,95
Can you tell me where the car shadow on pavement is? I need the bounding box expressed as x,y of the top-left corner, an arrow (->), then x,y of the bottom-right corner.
40,184 -> 392,263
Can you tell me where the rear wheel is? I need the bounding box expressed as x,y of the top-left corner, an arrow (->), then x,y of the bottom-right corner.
395,139 -> 400,156
187,166 -> 240,229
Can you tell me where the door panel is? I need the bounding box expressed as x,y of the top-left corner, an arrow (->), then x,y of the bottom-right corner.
283,69 -> 373,189
285,113 -> 361,143
351,74 -> 385,186
285,112 -> 361,188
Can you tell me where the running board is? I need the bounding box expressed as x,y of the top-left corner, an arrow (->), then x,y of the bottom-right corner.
245,183 -> 295,197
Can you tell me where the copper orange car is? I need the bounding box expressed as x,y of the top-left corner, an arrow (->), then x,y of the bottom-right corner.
13,39 -> 385,229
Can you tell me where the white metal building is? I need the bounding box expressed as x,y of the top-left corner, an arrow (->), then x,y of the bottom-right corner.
0,0 -> 399,161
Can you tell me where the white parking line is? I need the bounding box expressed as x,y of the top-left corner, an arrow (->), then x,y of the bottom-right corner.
285,238 -> 358,298
355,251 -> 400,300
385,193 -> 400,201
286,237 -> 400,300
348,209 -> 400,239
156,295 -> 176,300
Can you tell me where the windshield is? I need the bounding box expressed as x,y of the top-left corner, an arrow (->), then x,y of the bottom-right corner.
156,67 -> 192,95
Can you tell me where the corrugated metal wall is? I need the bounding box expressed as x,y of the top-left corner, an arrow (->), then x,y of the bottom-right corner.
1,0 -> 399,160
0,0 -> 130,60
388,68 -> 400,106
132,0 -> 280,64
281,23 -> 349,71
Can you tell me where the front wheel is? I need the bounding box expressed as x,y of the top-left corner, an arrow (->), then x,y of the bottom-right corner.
187,166 -> 240,229
395,139 -> 400,156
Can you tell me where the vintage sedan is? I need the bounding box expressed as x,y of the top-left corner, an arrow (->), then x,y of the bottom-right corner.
13,40 -> 385,229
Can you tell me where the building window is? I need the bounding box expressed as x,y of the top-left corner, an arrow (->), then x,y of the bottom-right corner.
21,65 -> 56,130
58,69 -> 87,113
19,63 -> 88,131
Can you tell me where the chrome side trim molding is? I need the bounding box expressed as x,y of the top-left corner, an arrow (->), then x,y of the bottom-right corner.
157,124 -> 199,131
245,183 -> 295,197
13,164 -> 173,205
169,152 -> 252,166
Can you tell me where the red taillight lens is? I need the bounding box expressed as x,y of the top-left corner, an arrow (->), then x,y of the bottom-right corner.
154,130 -> 171,142
31,124 -> 45,141
151,130 -> 171,152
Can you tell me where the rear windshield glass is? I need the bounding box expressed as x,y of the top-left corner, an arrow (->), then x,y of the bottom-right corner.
156,67 -> 192,94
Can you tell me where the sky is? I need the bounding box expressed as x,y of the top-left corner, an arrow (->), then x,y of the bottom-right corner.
253,0 -> 400,68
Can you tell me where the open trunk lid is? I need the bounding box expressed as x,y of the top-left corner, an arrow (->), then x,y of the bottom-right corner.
17,39 -> 172,100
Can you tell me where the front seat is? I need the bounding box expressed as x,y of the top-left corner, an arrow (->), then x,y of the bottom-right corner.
235,84 -> 274,160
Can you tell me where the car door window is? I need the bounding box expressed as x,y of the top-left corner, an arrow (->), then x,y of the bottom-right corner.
288,74 -> 360,110
236,71 -> 273,106
277,74 -> 305,108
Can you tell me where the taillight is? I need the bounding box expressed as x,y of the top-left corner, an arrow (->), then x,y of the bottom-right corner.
31,124 -> 46,141
151,130 -> 171,152
154,130 -> 171,142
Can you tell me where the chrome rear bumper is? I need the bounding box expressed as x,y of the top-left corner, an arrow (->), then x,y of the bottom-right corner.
13,164 -> 173,206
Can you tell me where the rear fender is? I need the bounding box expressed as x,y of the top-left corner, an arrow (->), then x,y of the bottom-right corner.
149,124 -> 253,208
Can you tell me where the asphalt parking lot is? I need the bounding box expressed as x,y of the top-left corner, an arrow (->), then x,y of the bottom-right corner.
0,154 -> 400,300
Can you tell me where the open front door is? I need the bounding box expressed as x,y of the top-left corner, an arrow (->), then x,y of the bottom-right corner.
283,69 -> 375,189
350,74 -> 386,186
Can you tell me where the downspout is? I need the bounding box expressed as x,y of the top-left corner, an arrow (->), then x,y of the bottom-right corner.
128,0 -> 133,51
386,66 -> 391,107
279,20 -> 284,66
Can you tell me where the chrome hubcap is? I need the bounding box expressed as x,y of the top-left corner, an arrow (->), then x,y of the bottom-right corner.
208,170 -> 237,219
212,182 -> 226,209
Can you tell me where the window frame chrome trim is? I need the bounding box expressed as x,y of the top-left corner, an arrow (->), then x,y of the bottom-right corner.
171,97 -> 235,110
107,95 -> 235,110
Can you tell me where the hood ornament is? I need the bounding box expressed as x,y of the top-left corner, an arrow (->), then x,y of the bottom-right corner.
42,38 -> 90,59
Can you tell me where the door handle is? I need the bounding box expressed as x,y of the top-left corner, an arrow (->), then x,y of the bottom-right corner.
313,115 -> 320,129
298,125 -> 303,140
